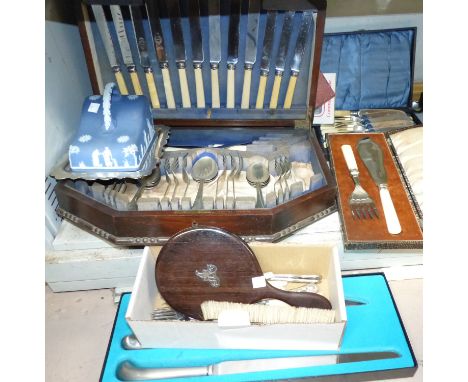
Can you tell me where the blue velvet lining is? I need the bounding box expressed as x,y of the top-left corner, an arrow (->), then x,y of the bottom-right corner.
320,29 -> 414,110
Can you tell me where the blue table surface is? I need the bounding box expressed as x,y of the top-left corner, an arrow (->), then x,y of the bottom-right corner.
100,274 -> 416,381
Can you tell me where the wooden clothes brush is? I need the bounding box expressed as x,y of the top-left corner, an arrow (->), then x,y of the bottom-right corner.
155,226 -> 333,323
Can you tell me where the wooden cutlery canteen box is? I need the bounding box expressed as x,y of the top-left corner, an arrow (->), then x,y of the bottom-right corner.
53,0 -> 339,245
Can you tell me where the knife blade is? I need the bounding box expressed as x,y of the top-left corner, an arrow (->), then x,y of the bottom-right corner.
255,10 -> 277,109
270,10 -> 295,109
226,0 -> 242,108
91,4 -> 129,94
145,0 -> 176,109
357,137 -> 402,235
207,0 -> 221,108
241,0 -> 261,109
129,4 -> 160,108
284,10 -> 314,109
188,0 -> 205,108
117,351 -> 400,380
166,0 -> 191,108
109,5 -> 143,95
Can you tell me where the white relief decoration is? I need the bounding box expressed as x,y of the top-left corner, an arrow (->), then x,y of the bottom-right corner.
102,147 -> 115,167
127,95 -> 139,101
69,145 -> 80,154
89,95 -> 102,101
117,135 -> 130,143
92,149 -> 102,167
78,161 -> 86,168
103,83 -> 115,131
78,134 -> 92,143
123,144 -> 139,166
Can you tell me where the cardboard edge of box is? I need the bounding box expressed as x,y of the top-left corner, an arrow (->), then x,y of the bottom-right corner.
126,243 -> 347,350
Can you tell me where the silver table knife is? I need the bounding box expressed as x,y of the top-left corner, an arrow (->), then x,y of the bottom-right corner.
117,351 -> 400,380
166,0 -> 191,108
241,0 -> 261,109
110,5 -> 143,95
284,10 -> 314,109
255,10 -> 276,109
129,4 -> 160,108
145,0 -> 176,109
91,4 -> 128,94
188,0 -> 205,108
270,10 -> 295,109
357,137 -> 402,234
208,0 -> 221,108
226,0 -> 241,108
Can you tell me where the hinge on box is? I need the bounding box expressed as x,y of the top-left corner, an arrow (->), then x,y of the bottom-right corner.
294,108 -> 313,130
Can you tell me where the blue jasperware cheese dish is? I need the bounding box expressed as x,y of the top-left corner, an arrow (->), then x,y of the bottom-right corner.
64,82 -> 164,180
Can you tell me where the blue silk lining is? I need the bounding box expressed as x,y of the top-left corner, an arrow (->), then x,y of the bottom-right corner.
320,29 -> 414,110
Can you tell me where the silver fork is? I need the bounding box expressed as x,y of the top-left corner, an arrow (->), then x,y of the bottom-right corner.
341,145 -> 379,219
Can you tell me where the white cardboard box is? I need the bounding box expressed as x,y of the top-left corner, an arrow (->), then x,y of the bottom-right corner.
126,243 -> 347,350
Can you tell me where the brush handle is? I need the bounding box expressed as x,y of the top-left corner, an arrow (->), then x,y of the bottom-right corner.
261,284 -> 332,310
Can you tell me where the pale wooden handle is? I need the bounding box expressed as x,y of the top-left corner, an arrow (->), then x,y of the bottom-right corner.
341,145 -> 358,171
194,67 -> 205,108
283,75 -> 297,109
130,71 -> 143,95
161,67 -> 176,109
226,67 -> 235,108
145,71 -> 160,109
255,75 -> 267,109
115,70 -> 128,95
269,74 -> 282,109
178,67 -> 191,108
380,187 -> 402,235
241,68 -> 252,109
211,67 -> 220,108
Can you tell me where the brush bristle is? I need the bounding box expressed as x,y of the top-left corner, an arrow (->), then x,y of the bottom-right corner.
201,301 -> 335,324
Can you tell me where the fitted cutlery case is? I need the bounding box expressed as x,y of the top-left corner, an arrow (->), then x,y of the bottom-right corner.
327,129 -> 423,250
53,0 -> 338,245
315,27 -> 422,147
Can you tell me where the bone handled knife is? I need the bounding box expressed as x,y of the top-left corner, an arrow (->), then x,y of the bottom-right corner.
109,5 -> 143,95
284,10 -> 314,109
129,4 -> 160,108
241,0 -> 261,109
91,4 -> 129,94
117,352 -> 400,380
357,137 -> 402,235
226,0 -> 242,108
166,0 -> 191,108
208,0 -> 221,108
188,0 -> 205,108
270,11 -> 295,109
255,11 -> 276,109
145,0 -> 176,109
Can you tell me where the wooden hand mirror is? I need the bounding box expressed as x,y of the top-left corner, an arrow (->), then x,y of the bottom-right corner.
155,226 -> 332,320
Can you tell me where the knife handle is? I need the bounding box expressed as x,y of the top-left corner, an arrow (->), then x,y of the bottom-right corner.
117,361 -> 210,381
178,66 -> 191,108
226,65 -> 236,108
269,73 -> 283,109
284,74 -> 298,109
161,66 -> 176,109
114,69 -> 128,95
211,65 -> 220,108
255,74 -> 268,109
241,66 -> 252,109
129,68 -> 143,95
380,186 -> 402,235
145,69 -> 160,109
194,66 -> 206,108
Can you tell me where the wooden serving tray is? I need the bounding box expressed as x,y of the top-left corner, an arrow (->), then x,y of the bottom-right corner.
327,133 -> 422,250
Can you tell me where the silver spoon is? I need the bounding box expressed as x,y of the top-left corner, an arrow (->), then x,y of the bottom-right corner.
246,162 -> 270,208
191,155 -> 218,210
